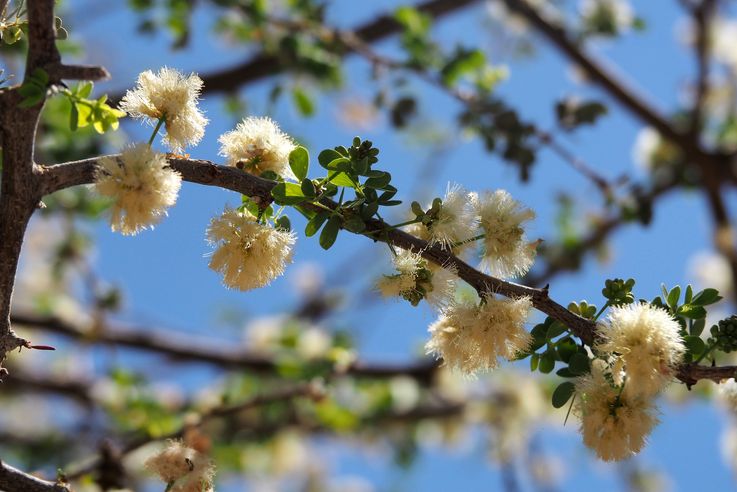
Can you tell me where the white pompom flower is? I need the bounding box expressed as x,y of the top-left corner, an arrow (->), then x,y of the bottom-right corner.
94,143 -> 181,236
144,440 -> 215,492
406,184 -> 477,251
473,189 -> 537,278
596,303 -> 685,398
206,208 -> 296,291
376,249 -> 456,307
425,294 -> 532,376
120,67 -> 208,152
219,116 -> 296,179
575,360 -> 659,462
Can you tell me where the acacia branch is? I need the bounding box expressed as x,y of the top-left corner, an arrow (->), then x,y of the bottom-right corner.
38,155 -> 734,384
105,0 -> 482,103
11,311 -> 438,382
0,0 -> 108,372
0,460 -> 70,492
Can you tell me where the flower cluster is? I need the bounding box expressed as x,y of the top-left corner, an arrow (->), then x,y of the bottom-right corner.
219,116 -> 296,179
95,143 -> 182,235
473,190 -> 537,278
376,249 -> 456,307
206,208 -> 296,291
573,302 -> 685,461
120,67 -> 208,152
145,440 -> 216,492
406,185 -> 537,278
425,294 -> 532,375
574,360 -> 658,462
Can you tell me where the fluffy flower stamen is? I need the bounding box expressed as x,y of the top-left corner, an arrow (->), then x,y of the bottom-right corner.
120,67 -> 208,152
206,208 -> 296,291
219,116 -> 296,179
94,143 -> 181,235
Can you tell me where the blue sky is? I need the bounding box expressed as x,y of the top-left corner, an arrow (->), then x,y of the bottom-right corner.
51,0 -> 737,490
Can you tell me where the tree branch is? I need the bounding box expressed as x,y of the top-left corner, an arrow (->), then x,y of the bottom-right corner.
0,0 -> 110,372
0,460 -> 70,492
38,155 -> 735,384
104,0 -> 482,103
11,311 -> 438,382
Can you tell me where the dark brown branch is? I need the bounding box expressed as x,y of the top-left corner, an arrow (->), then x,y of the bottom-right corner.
39,155 -> 736,384
66,382 -> 317,480
46,63 -> 110,82
690,0 -> 716,134
39,155 -> 599,345
105,0 -> 482,103
0,0 -> 110,372
3,367 -> 94,405
11,311 -> 438,382
0,460 -> 70,492
527,180 -> 677,286
497,0 -> 728,171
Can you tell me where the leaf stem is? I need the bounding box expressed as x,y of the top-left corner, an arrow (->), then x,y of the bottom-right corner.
694,341 -> 717,364
148,116 -> 166,147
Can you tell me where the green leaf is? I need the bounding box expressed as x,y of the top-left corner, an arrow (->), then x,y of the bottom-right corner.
318,149 -> 343,169
343,215 -> 366,233
552,382 -> 576,409
292,87 -> 315,117
69,102 -> 79,131
677,304 -> 707,319
364,171 -> 391,189
691,288 -> 722,306
546,321 -> 567,340
305,211 -> 329,237
319,216 -> 341,250
538,352 -> 556,374
275,215 -> 291,231
568,352 -> 590,375
685,285 -> 693,304
530,353 -> 539,371
684,335 -> 705,358
556,337 -> 577,363
690,318 -> 706,337
77,81 -> 93,99
271,182 -> 307,205
556,368 -> 576,378
289,146 -> 309,182
300,178 -> 316,198
329,172 -> 356,188
667,285 -> 681,309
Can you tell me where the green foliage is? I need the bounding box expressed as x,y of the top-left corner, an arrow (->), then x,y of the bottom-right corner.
271,137 -> 400,250
17,68 -> 49,108
708,316 -> 737,354
64,82 -> 126,134
601,278 -> 635,306
650,284 -> 722,362
556,98 -> 608,131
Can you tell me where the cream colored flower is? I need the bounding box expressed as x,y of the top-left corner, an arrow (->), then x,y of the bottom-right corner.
406,184 -> 476,250
575,360 -> 659,461
376,249 -> 456,307
120,67 -> 207,152
206,208 -> 296,291
719,380 -> 737,417
425,294 -> 532,375
95,143 -> 181,235
219,116 -> 296,179
596,303 -> 685,398
473,189 -> 537,278
145,440 -> 215,492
